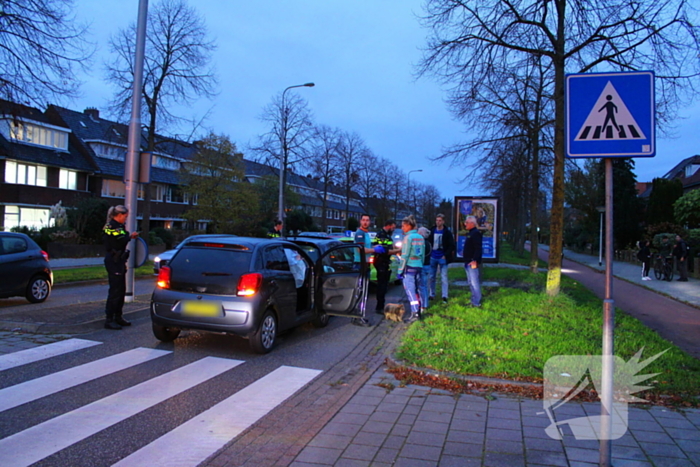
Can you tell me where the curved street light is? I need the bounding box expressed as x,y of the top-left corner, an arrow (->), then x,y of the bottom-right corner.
278,83 -> 315,226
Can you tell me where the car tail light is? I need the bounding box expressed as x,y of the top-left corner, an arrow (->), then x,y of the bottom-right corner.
40,250 -> 49,261
237,273 -> 262,296
157,266 -> 171,289
369,255 -> 374,264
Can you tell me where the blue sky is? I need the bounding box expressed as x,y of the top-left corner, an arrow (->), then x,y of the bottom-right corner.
70,1 -> 699,202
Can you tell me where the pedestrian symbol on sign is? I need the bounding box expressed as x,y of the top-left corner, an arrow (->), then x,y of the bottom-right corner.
575,81 -> 646,141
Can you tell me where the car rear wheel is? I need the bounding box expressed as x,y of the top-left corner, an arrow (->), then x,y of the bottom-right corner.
249,310 -> 277,354
152,323 -> 180,342
26,275 -> 50,303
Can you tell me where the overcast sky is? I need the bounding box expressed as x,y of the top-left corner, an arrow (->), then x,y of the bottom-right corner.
70,0 -> 700,203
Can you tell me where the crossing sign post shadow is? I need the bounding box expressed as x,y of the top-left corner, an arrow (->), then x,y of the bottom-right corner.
566,71 -> 655,158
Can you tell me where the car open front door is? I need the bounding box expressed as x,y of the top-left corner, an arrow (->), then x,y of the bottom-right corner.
316,244 -> 368,319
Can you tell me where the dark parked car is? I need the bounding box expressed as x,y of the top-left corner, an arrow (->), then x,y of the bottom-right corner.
0,232 -> 53,303
153,234 -> 237,274
151,236 -> 368,353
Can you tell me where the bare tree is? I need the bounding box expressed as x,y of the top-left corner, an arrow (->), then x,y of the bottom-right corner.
105,0 -> 217,240
0,0 -> 93,106
253,91 -> 315,220
337,131 -> 370,221
309,125 -> 342,230
419,0 -> 700,295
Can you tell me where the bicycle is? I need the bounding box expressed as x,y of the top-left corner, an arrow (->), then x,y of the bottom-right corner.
652,255 -> 674,281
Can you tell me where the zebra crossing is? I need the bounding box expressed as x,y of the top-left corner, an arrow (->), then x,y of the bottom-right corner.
0,338 -> 322,467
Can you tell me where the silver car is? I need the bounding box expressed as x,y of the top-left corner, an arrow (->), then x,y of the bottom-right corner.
151,236 -> 368,353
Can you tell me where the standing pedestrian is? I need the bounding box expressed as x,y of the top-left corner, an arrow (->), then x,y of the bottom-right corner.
428,214 -> 455,303
267,219 -> 283,238
373,219 -> 400,314
674,234 -> 689,282
637,240 -> 652,281
352,214 -> 376,326
462,215 -> 482,307
417,226 -> 432,316
103,205 -> 139,330
398,215 -> 424,323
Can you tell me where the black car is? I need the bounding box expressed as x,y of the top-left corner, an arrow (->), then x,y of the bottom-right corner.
153,234 -> 237,274
151,237 -> 368,353
0,232 -> 53,303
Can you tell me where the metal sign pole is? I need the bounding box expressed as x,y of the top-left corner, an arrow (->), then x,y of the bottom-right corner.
600,157 -> 615,466
123,0 -> 149,303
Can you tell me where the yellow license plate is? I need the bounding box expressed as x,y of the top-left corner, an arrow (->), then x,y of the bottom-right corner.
181,301 -> 221,317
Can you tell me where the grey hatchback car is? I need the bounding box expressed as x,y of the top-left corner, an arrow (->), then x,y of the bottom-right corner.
151,236 -> 368,353
0,232 -> 53,303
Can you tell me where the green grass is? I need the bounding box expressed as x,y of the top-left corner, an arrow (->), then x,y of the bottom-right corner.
53,262 -> 155,284
498,242 -> 547,268
397,266 -> 700,404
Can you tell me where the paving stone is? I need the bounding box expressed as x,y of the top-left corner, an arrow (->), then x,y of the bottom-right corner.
665,427 -> 700,441
376,402 -> 407,413
399,443 -> 442,462
390,424 -> 411,437
412,420 -> 450,434
524,436 -> 565,453
308,433 -> 353,450
523,424 -> 553,439
450,417 -> 486,432
374,447 -> 400,464
342,443 -> 380,461
485,438 -> 523,455
334,458 -> 372,467
522,415 -> 552,428
402,404 -> 422,415
384,394 -> 411,405
295,446 -> 343,465
483,451 -> 526,467
438,455 -> 482,467
341,403 -> 376,416
397,413 -> 418,425
487,416 -> 523,430
566,446 -> 601,463
382,435 -> 407,450
525,449 -> 569,466
368,410 -> 401,424
640,441 -> 690,458
392,457 -> 438,467
442,441 -> 483,457
612,444 -> 649,461
359,420 -> 394,435
486,427 -> 523,442
333,412 -> 372,426
632,428 -> 675,443
676,437 -> 700,455
446,429 -> 484,445
647,457 -> 698,467
488,408 -> 522,420
416,410 -> 452,423
352,430 -> 386,447
320,422 -> 363,438
406,430 -> 446,447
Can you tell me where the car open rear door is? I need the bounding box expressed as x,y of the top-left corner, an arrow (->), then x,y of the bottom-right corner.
316,244 -> 368,318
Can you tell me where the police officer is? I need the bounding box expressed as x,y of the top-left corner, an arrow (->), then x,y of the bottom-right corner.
373,219 -> 399,314
103,205 -> 139,330
268,219 -> 283,238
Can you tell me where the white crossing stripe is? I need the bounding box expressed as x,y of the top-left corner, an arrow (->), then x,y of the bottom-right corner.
0,348 -> 171,413
0,338 -> 101,372
112,365 -> 322,467
0,356 -> 243,467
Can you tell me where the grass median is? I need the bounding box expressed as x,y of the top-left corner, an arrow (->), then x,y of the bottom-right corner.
394,246 -> 700,407
53,262 -> 155,285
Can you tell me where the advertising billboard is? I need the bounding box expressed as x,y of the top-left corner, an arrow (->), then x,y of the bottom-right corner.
454,196 -> 499,263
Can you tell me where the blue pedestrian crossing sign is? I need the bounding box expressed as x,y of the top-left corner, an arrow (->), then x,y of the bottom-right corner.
566,71 -> 655,158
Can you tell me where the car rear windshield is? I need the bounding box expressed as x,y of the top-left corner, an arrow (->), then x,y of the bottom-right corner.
167,247 -> 252,295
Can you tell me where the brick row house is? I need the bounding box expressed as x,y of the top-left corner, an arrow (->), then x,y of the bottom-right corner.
1,99 -> 368,233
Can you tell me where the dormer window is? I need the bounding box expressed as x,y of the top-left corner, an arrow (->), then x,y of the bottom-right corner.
2,118 -> 69,150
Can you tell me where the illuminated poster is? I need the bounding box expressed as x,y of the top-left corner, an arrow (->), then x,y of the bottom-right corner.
454,197 -> 499,263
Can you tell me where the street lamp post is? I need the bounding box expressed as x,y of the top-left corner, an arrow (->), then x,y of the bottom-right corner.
278,82 -> 315,227
597,206 -> 605,266
407,169 -> 423,214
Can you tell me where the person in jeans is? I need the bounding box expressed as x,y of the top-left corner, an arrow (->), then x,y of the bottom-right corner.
417,226 -> 432,316
398,215 -> 424,323
428,214 -> 455,303
373,219 -> 400,313
462,215 -> 482,307
673,234 -> 689,282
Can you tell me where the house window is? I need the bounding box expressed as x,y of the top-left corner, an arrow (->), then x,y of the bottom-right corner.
167,186 -> 187,204
334,210 -> 340,220
102,179 -> 126,198
326,209 -> 332,219
8,120 -> 68,150
59,169 -> 77,190
3,205 -> 51,230
4,161 -> 47,186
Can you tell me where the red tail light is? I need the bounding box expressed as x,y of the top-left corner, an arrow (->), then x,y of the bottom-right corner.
157,266 -> 171,289
369,255 -> 374,264
40,250 -> 49,262
238,273 -> 262,296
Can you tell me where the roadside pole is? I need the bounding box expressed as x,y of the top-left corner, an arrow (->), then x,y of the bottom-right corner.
123,0 -> 149,303
566,71 -> 655,467
599,158 -> 614,465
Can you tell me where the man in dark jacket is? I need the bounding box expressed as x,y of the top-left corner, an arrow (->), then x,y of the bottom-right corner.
267,219 -> 283,238
673,234 -> 689,282
103,205 -> 139,329
373,219 -> 400,313
462,216 -> 482,307
427,214 -> 455,303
